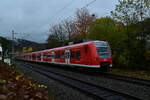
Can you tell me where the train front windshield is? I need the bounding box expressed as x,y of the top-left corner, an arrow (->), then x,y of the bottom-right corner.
94,41 -> 110,58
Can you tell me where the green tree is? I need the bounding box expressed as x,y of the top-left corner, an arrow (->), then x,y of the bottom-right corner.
111,0 -> 150,69
87,17 -> 129,67
0,37 -> 11,60
111,0 -> 150,24
46,34 -> 62,49
136,18 -> 150,69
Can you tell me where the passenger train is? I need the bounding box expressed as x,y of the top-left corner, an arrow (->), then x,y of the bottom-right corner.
15,40 -> 112,71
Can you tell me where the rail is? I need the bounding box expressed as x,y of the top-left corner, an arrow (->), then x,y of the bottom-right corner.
20,62 -> 143,100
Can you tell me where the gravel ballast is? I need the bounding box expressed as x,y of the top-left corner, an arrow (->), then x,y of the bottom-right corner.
25,62 -> 150,100
15,62 -> 96,100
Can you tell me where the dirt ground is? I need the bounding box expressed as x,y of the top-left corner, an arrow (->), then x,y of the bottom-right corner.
110,68 -> 150,80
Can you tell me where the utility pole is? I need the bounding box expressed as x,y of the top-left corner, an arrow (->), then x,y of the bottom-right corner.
11,30 -> 17,64
12,30 -> 15,55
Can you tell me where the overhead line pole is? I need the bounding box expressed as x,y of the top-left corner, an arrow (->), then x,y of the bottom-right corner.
11,30 -> 17,64
12,30 -> 15,55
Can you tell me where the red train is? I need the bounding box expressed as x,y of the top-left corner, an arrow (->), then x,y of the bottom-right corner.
15,40 -> 112,71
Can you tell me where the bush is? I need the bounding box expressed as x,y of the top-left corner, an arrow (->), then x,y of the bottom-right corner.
145,50 -> 150,70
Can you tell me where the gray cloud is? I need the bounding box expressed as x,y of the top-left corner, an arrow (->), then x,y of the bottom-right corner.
0,0 -> 118,43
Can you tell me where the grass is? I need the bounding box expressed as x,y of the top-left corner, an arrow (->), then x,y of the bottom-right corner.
109,68 -> 150,80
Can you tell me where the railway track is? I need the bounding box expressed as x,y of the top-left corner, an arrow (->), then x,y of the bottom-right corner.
20,62 -> 143,100
101,73 -> 150,87
25,61 -> 150,87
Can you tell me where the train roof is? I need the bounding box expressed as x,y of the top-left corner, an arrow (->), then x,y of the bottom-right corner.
47,40 -> 106,51
51,40 -> 108,50
22,40 -> 108,55
50,41 -> 93,50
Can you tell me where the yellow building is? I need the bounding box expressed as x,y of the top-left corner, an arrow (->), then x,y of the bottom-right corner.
23,47 -> 33,53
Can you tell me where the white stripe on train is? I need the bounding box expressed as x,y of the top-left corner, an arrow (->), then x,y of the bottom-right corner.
25,59 -> 112,68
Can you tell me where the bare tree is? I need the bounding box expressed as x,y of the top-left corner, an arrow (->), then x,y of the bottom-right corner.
49,24 -> 67,43
47,24 -> 67,48
47,8 -> 96,48
63,19 -> 80,42
63,19 -> 73,41
75,8 -> 96,38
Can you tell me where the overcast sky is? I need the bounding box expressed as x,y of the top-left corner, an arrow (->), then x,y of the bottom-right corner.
0,0 -> 118,43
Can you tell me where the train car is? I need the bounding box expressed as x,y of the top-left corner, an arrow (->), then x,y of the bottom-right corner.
15,40 -> 112,71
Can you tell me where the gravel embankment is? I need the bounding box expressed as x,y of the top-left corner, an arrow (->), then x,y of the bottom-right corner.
15,62 -> 96,100
27,62 -> 150,100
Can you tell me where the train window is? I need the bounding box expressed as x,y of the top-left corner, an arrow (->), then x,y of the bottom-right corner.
65,52 -> 70,58
32,55 -> 36,58
43,54 -> 46,58
58,52 -> 61,58
60,52 -> 65,59
29,55 -> 31,59
56,52 -> 58,58
65,52 -> 67,58
52,54 -> 55,58
94,41 -> 110,58
51,52 -> 55,58
96,46 -> 110,58
43,53 -> 51,58
47,55 -> 51,58
94,41 -> 108,47
37,54 -> 41,58
55,52 -> 60,58
71,51 -> 75,59
84,45 -> 88,53
75,51 -> 80,59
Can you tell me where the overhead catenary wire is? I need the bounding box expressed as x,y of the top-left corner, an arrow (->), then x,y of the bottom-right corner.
41,0 -> 75,36
49,0 -> 97,21
48,0 -> 75,22
42,0 -> 97,39
83,0 -> 97,8
46,0 -> 97,27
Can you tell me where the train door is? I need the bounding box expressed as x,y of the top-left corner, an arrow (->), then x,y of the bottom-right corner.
84,45 -> 90,65
51,51 -> 55,63
65,49 -> 70,64
41,52 -> 43,61
35,53 -> 38,61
